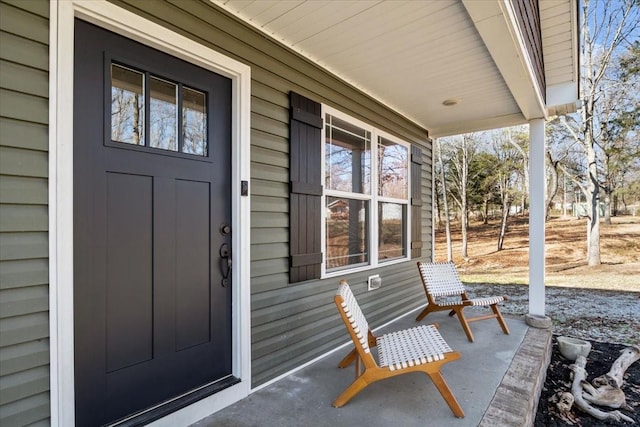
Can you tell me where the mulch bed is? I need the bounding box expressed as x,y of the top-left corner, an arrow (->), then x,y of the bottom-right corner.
535,337 -> 640,426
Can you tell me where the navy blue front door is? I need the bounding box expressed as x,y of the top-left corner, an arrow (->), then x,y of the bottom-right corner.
73,20 -> 233,426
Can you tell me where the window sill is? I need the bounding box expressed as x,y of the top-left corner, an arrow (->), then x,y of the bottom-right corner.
321,256 -> 411,280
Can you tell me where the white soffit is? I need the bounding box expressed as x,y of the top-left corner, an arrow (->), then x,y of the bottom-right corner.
213,0 -> 576,136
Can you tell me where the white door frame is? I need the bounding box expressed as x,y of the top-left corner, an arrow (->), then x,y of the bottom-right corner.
48,1 -> 252,425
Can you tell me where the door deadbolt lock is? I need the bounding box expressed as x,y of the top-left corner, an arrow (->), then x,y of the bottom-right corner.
220,223 -> 231,236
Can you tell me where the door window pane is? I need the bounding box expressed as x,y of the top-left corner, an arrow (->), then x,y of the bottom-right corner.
325,115 -> 371,194
326,197 -> 369,270
150,76 -> 178,151
182,87 -> 207,156
378,202 -> 406,261
378,137 -> 408,199
111,64 -> 144,145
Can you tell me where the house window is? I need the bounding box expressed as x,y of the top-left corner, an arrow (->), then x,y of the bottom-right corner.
323,107 -> 410,275
377,137 -> 408,261
110,62 -> 208,156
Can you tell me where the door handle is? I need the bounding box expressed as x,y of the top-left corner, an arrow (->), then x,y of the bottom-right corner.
219,243 -> 232,287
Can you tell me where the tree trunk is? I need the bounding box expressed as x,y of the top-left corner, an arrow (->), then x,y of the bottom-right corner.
603,191 -> 612,225
585,116 -> 602,266
497,198 -> 511,251
434,175 -> 441,229
437,140 -> 453,262
546,151 -> 559,221
460,136 -> 469,260
482,198 -> 489,225
461,209 -> 468,259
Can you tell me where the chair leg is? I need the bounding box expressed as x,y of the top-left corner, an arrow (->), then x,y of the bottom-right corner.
332,375 -> 371,408
427,371 -> 465,418
491,304 -> 510,335
338,348 -> 358,368
454,308 -> 475,342
415,305 -> 430,321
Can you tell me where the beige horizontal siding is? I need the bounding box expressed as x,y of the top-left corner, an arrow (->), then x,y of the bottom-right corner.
0,147 -> 48,178
0,392 -> 49,427
250,211 -> 288,229
0,312 -> 49,348
0,3 -> 48,44
0,118 -> 48,151
2,0 -> 48,18
0,1 -> 49,424
0,61 -> 48,98
0,177 -> 48,205
0,340 -> 49,377
0,259 -> 48,290
0,232 -> 48,262
0,285 -> 48,319
0,89 -> 47,125
251,128 -> 288,153
0,32 -> 49,71
0,205 -> 47,233
250,179 -> 288,199
0,365 -> 49,406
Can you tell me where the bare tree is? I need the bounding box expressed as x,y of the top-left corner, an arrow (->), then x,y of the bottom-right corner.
504,126 -> 529,215
555,0 -> 638,266
446,134 -> 478,259
490,130 -> 523,250
599,43 -> 640,223
436,139 -> 453,261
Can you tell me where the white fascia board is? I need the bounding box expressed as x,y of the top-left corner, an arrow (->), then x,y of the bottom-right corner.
543,0 -> 580,117
462,0 -> 548,121
546,81 -> 579,116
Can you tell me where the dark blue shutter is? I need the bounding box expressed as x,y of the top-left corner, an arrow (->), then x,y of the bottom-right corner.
289,92 -> 323,282
411,145 -> 423,258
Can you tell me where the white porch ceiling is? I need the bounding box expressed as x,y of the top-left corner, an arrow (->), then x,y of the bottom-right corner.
213,0 -> 578,137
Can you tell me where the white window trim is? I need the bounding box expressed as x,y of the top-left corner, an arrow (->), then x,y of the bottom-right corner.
321,105 -> 411,279
49,2 -> 252,426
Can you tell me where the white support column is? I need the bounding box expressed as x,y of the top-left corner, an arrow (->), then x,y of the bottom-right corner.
529,118 -> 546,316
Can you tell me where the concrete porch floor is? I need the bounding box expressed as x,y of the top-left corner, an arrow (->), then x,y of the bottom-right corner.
193,309 -> 551,427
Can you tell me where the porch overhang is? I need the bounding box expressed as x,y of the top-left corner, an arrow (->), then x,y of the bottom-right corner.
212,0 -> 579,137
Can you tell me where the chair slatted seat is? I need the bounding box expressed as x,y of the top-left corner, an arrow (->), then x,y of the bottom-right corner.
416,261 -> 510,342
333,280 -> 464,418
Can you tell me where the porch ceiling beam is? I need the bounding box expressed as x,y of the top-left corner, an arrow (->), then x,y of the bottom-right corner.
430,113 -> 525,139
462,0 -> 548,120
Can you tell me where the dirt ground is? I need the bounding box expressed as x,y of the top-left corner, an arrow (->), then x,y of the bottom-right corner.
434,215 -> 640,292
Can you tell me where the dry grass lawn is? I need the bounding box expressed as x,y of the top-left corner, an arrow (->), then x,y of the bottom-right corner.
434,215 -> 640,292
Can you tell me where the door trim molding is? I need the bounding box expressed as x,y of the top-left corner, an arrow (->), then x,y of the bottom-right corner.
49,2 -> 252,425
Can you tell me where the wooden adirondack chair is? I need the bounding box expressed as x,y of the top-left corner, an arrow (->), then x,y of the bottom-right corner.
416,261 -> 510,342
333,280 -> 464,418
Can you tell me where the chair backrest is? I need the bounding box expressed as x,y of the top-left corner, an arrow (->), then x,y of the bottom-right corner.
417,262 -> 466,297
335,280 -> 371,354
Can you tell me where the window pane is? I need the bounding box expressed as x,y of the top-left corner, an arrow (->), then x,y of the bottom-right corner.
378,202 -> 406,261
182,87 -> 207,156
378,137 -> 408,199
325,115 -> 371,194
149,76 -> 178,151
326,197 -> 369,270
111,64 -> 144,145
